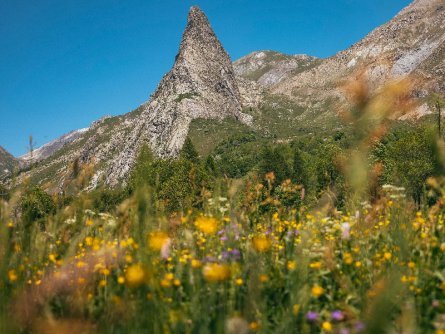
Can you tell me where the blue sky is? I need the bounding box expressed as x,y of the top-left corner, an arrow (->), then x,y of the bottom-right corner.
0,0 -> 412,156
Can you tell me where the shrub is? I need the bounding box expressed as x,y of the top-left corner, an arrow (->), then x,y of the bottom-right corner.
20,186 -> 56,223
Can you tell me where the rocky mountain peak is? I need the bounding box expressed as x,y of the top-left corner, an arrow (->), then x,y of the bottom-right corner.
149,5 -> 244,120
100,6 -> 252,186
185,6 -> 212,34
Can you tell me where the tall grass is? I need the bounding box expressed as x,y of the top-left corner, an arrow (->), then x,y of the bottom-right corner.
1,79 -> 445,333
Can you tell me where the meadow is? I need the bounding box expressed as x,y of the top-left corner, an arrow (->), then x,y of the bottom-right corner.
1,80 -> 445,333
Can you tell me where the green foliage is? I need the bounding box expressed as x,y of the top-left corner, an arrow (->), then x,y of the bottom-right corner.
292,148 -> 315,197
259,145 -> 292,184
188,117 -> 257,157
180,138 -> 199,163
213,133 -> 261,178
204,155 -> 217,176
20,186 -> 56,224
0,184 -> 9,201
376,126 -> 439,203
90,189 -> 128,213
312,140 -> 343,194
129,144 -> 212,213
128,145 -> 156,190
174,92 -> 199,103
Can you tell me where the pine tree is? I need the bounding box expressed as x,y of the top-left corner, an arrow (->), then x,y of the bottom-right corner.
204,155 -> 217,176
293,148 -> 307,186
180,138 -> 200,163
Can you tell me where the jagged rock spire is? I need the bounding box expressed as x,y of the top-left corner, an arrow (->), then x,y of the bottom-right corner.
149,5 -> 245,121
103,6 -> 251,186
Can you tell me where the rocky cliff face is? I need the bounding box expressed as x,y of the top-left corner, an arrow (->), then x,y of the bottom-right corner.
0,146 -> 17,179
234,51 -> 319,87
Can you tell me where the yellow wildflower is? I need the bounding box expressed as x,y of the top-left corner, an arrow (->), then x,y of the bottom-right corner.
249,322 -> 259,331
252,236 -> 271,252
287,261 -> 297,270
125,264 -> 146,288
76,261 -> 87,268
195,216 -> 219,235
309,261 -> 322,269
322,321 -> 332,332
148,231 -> 170,251
311,284 -> 324,298
343,252 -> 353,265
8,270 -> 17,282
259,274 -> 269,283
191,259 -> 202,268
160,279 -> 171,288
85,237 -> 93,246
202,263 -> 231,282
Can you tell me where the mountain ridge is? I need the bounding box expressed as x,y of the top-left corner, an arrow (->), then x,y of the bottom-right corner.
269,0 -> 445,118
3,0 -> 444,191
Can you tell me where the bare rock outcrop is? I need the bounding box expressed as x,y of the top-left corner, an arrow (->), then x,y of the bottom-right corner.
102,6 -> 252,186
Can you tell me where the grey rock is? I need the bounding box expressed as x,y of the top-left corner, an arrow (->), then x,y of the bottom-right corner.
0,146 -> 17,179
102,6 -> 252,186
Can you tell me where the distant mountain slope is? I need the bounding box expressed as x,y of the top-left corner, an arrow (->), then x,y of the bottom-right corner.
20,128 -> 89,164
270,0 -> 445,117
233,51 -> 319,87
0,146 -> 17,178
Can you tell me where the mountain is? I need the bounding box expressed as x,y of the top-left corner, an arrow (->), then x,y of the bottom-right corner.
20,128 -> 89,164
0,146 -> 17,179
6,0 -> 445,191
101,6 -> 252,186
267,0 -> 445,118
11,6 -> 255,190
234,51 -> 319,87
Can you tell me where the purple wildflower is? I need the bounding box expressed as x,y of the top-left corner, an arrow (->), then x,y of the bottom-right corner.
221,251 -> 230,260
306,311 -> 318,322
354,321 -> 365,332
331,310 -> 344,321
230,249 -> 241,260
